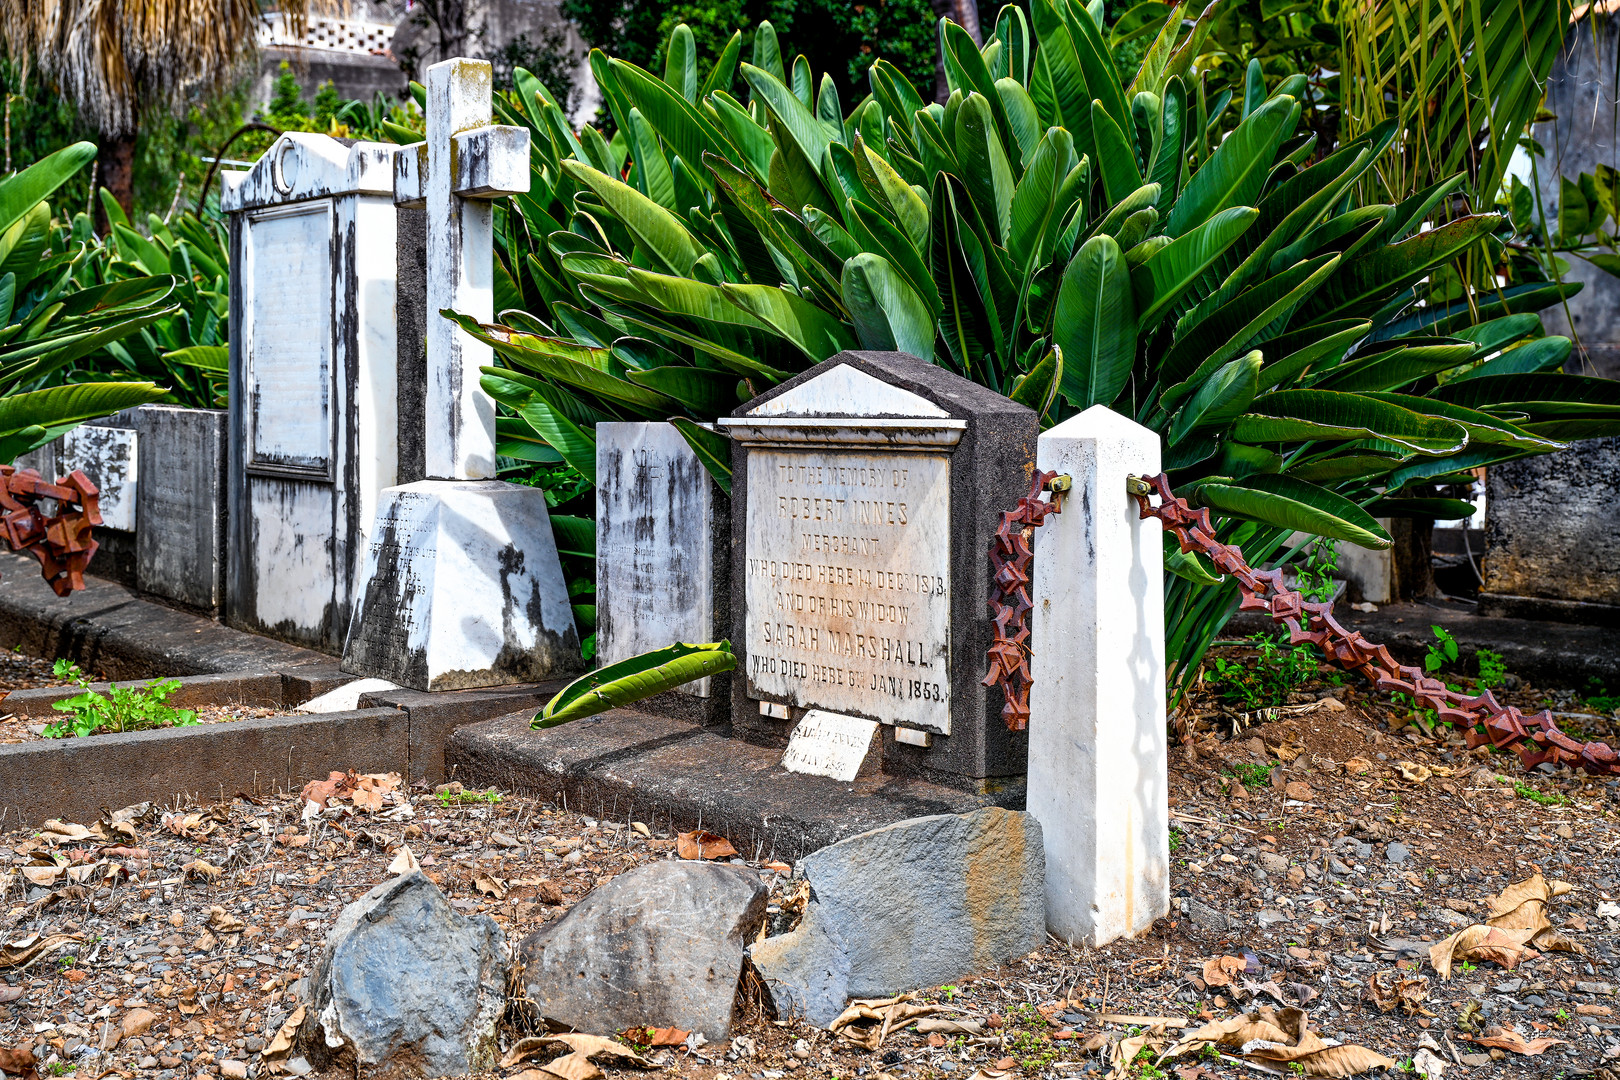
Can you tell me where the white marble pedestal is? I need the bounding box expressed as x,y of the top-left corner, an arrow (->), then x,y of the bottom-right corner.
341,480 -> 580,690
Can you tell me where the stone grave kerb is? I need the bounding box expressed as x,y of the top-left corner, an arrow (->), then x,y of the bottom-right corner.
220,132 -> 401,650
720,350 -> 1037,791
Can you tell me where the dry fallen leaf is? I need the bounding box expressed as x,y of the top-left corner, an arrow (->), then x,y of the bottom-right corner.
388,846 -> 419,875
0,933 -> 81,971
1161,1010 -> 1292,1059
1486,873 -> 1580,953
475,873 -> 508,900
502,1034 -> 655,1070
182,859 -> 223,881
300,770 -> 360,810
645,1027 -> 689,1047
207,907 -> 246,933
1396,761 -> 1431,783
1109,1033 -> 1156,1080
0,1044 -> 38,1080
1428,924 -> 1538,979
1201,955 -> 1247,988
1245,1042 -> 1398,1077
1411,1047 -> 1447,1080
1466,1026 -> 1566,1056
676,830 -> 738,860
1364,972 -> 1434,1017
38,820 -> 92,845
264,1005 -> 305,1058
1342,757 -> 1374,775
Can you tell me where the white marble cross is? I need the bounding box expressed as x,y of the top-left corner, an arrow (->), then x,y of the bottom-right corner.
394,58 -> 530,480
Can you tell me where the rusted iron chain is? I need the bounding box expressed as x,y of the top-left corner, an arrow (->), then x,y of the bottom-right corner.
0,464 -> 103,596
983,470 -> 1066,731
1127,471 -> 1620,777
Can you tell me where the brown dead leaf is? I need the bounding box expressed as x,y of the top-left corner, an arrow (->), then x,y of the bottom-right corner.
1466,1026 -> 1565,1056
350,772 -> 402,812
388,846 -> 419,875
300,770 -> 359,810
1364,972 -> 1433,1017
1161,1010 -> 1293,1059
263,1005 -> 305,1058
0,933 -> 81,970
207,907 -> 246,933
475,873 -> 507,900
1342,757 -> 1374,775
1109,1034 -> 1157,1080
1201,955 -> 1246,988
38,820 -> 92,845
676,829 -> 738,860
829,996 -> 943,1051
0,1044 -> 38,1079
645,1027 -> 689,1047
502,1034 -> 655,1070
182,859 -> 222,881
1246,1042 -> 1398,1077
1428,925 -> 1538,979
1396,761 -> 1431,783
18,865 -> 62,888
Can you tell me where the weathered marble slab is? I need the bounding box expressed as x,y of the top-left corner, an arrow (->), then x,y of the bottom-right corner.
342,480 -> 581,690
596,422 -> 719,697
58,425 -> 137,531
780,710 -> 880,782
743,450 -> 952,732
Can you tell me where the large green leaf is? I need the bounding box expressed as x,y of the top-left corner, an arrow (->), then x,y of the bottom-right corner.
741,62 -> 838,176
1131,205 -> 1257,330
561,160 -> 700,276
625,366 -> 739,415
609,58 -> 729,177
842,253 -> 935,360
1053,234 -> 1137,409
535,641 -> 738,727
1165,95 -> 1298,237
1450,336 -> 1572,381
1167,351 -> 1261,445
0,142 -> 96,239
0,382 -> 167,440
1361,392 -> 1564,451
1431,372 -> 1620,416
508,389 -> 598,482
1311,341 -> 1476,392
720,283 -> 857,362
449,310 -> 677,412
1303,215 -> 1502,321
1231,389 -> 1470,454
1196,473 -> 1393,548
670,416 -> 734,495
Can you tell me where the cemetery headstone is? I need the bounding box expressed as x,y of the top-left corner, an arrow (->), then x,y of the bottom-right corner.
221,132 -> 401,650
595,422 -> 729,722
1482,436 -> 1620,625
717,351 -> 1037,791
58,425 -> 137,531
341,58 -> 580,690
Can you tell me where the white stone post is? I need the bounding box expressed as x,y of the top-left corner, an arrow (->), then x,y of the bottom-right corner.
1027,404 -> 1168,947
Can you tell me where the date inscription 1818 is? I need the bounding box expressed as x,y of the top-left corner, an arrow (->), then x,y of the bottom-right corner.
745,450 -> 952,732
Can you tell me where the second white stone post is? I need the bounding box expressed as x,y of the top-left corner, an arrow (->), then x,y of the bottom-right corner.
1027,404 -> 1168,947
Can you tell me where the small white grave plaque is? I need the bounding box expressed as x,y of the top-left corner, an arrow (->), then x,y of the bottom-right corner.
781,709 -> 880,782
744,449 -> 952,731
243,203 -> 334,477
58,426 -> 137,531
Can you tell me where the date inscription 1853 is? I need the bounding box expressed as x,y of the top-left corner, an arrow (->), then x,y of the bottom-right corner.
745,450 -> 952,732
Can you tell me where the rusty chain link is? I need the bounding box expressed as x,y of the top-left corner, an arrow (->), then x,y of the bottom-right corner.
0,464 -> 103,596
1127,472 -> 1620,777
983,469 -> 1066,731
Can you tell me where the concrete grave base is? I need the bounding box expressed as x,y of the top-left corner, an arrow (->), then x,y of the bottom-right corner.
342,479 -> 581,691
445,709 -> 1024,863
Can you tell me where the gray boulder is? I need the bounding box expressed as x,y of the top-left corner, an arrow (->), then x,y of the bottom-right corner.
297,871 -> 506,1078
749,807 -> 1044,1027
517,859 -> 769,1040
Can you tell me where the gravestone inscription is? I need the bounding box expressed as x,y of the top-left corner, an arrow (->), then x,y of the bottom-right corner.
719,351 -> 1037,791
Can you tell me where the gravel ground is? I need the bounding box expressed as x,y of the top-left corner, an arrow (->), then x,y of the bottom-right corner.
2,646 -> 1618,1080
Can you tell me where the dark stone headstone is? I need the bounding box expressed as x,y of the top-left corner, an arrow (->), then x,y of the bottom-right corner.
719,351 -> 1037,791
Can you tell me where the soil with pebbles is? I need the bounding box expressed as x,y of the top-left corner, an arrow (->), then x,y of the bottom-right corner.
2,647 -> 1619,1080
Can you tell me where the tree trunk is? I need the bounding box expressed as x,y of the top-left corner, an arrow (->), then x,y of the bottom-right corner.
930,0 -> 982,103
436,0 -> 470,61
98,130 -> 137,233
1390,517 -> 1436,601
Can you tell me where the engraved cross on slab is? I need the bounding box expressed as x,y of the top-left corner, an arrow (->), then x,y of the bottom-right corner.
393,58 -> 529,481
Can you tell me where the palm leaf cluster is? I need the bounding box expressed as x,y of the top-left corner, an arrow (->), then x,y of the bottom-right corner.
1,144 -> 169,463
458,6 -> 1620,687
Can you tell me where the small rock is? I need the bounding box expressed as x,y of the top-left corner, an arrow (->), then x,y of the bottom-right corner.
1458,1054 -> 1492,1067
1257,852 -> 1289,875
1185,898 -> 1231,933
1283,781 -> 1314,802
749,808 -> 1044,1027
1579,1004 -> 1615,1017
1577,981 -> 1615,995
219,1062 -> 248,1080
520,860 -> 767,1040
1386,842 -> 1410,865
297,871 -> 507,1078
1316,696 -> 1347,711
